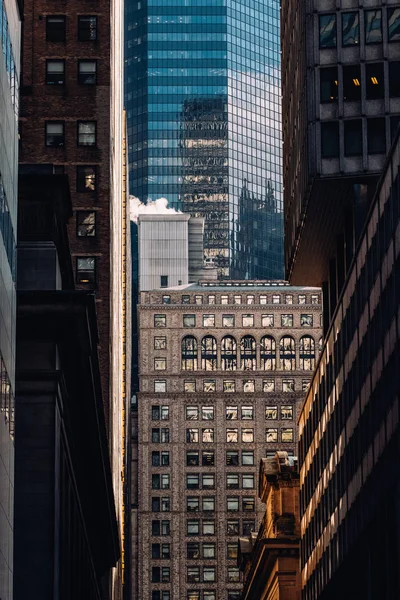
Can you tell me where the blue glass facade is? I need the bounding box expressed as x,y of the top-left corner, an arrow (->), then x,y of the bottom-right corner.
125,0 -> 283,279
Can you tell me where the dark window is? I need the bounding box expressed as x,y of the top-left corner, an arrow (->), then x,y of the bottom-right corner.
46,60 -> 65,85
202,451 -> 214,466
187,542 -> 200,559
319,14 -> 336,48
78,60 -> 97,84
321,122 -> 339,158
78,121 -> 96,146
342,12 -> 359,46
391,116 -> 400,142
388,8 -> 400,42
77,211 -> 96,237
45,122 -> 64,147
343,65 -> 361,102
366,63 -> 384,100
365,10 -> 382,44
320,67 -> 338,103
344,120 -> 362,156
152,543 -> 160,559
78,16 -> 97,41
46,16 -> 66,42
226,450 -> 239,466
242,520 -> 255,535
186,451 -> 199,466
76,166 -> 96,192
152,452 -> 160,467
76,257 -> 95,285
367,118 -> 386,154
152,520 -> 160,536
160,275 -> 168,288
389,62 -> 400,98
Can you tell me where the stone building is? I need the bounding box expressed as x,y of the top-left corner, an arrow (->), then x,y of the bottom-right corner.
134,283 -> 321,600
239,452 -> 301,600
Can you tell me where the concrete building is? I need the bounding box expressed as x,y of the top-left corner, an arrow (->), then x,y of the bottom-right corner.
239,452 -> 301,600
134,283 -> 321,600
0,0 -> 21,597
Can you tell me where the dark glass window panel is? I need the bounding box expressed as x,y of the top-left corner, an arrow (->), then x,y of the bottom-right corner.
46,16 -> 66,42
242,520 -> 255,535
202,451 -> 214,466
391,116 -> 400,143
186,451 -> 199,466
319,14 -> 336,48
45,122 -> 64,147
342,12 -> 359,46
343,65 -> 361,102
152,543 -> 160,559
321,122 -> 339,158
46,60 -> 65,85
226,451 -> 239,466
388,9 -> 400,42
78,16 -> 97,41
389,62 -> 400,98
367,118 -> 386,154
320,67 -> 338,103
344,120 -> 362,157
78,60 -> 97,84
160,275 -> 168,288
366,63 -> 384,100
365,10 -> 382,44
152,452 -> 160,467
77,211 -> 96,237
152,520 -> 160,536
76,257 -> 95,285
187,542 -> 200,559
76,166 -> 96,193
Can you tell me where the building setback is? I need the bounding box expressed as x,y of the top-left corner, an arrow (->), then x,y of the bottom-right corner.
134,283 -> 321,600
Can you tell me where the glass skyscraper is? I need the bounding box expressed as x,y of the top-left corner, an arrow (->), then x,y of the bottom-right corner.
125,0 -> 283,279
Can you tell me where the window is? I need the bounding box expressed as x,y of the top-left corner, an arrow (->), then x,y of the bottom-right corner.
182,336 -> 198,371
187,497 -> 199,512
260,336 -> 276,370
221,336 -> 237,371
222,314 -> 235,327
152,406 -> 169,420
300,314 -> 313,327
45,122 -> 64,147
221,295 -> 229,304
184,381 -> 195,393
202,451 -> 214,466
78,16 -> 97,41
187,451 -> 199,466
201,336 -> 217,370
391,116 -> 400,142
152,452 -> 161,467
285,294 -> 293,305
202,474 -> 215,489
154,358 -> 166,371
299,336 -> 316,370
155,380 -> 166,393
281,314 -> 293,327
240,336 -> 256,370
152,567 -> 160,582
242,314 -> 254,327
186,428 -> 199,443
242,474 -> 254,489
187,593 -> 200,600
242,497 -> 255,512
282,428 -> 294,443
298,295 -> 306,305
151,497 -> 170,512
187,520 -> 200,535
202,406 -> 214,420
76,166 -> 96,192
282,380 -> 295,392
202,428 -> 214,442
203,592 -> 216,600
183,314 -> 196,327
368,118 -> 386,154
76,211 -> 95,237
227,497 -> 239,511
152,520 -> 161,536
203,314 -> 215,327
319,14 -> 336,48
388,8 -> 400,42
208,295 -> 215,304
242,450 -> 254,466
365,10 -> 382,44
273,295 -> 281,304
260,295 -> 267,305
366,63 -> 384,100
46,16 -> 66,42
161,428 -> 169,443
76,257 -> 95,285
160,275 -> 168,288
203,520 -> 215,535
342,12 -> 359,46
194,295 -> 203,305
154,337 -> 166,350
243,380 -> 255,393
154,315 -> 167,327
389,62 -> 400,97
243,520 -> 255,535
226,429 -> 238,443
227,568 -> 240,583
247,295 -> 255,304
203,567 -> 215,583
226,474 -> 239,489
265,406 -> 278,420
203,543 -> 215,559
242,428 -> 253,443
227,520 -> 239,535
202,497 -> 215,511
262,314 -> 274,327
344,120 -> 362,156
302,380 -> 311,392
281,406 -> 294,420
321,122 -> 339,158
182,295 -> 191,304
266,428 -> 278,443
203,380 -> 216,392
161,520 -> 170,535
227,543 -> 238,559
280,336 -> 296,370
152,474 -> 170,489
226,450 -> 239,466
233,295 -> 241,304
187,567 -> 200,583
161,452 -> 170,466
223,380 -> 235,392
263,379 -> 275,392
78,60 -> 97,84
311,294 -> 319,305
241,406 -> 253,420
343,65 -> 361,102
187,542 -> 200,559
153,594 -> 170,600
46,60 -> 64,85
78,121 -> 96,146
187,474 -> 200,489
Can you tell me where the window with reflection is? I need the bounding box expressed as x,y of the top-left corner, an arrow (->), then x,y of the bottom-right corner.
201,336 -> 217,370
241,428 -> 253,443
182,336 -> 198,371
365,10 -> 382,44
282,428 -> 294,443
262,314 -> 274,327
226,428 -> 238,442
388,8 -> 400,42
243,380 -> 255,392
202,428 -> 214,442
186,428 -> 199,443
221,336 -> 237,371
299,336 -> 316,370
261,335 -> 276,370
319,14 -> 336,48
282,379 -> 295,392
342,12 -> 359,46
265,406 -> 278,420
185,381 -> 196,393
240,336 -> 256,370
263,379 -> 275,392
280,336 -> 296,370
281,314 -> 293,327
203,380 -> 216,392
203,314 -> 215,327
266,428 -> 278,443
281,406 -> 294,420
186,406 -> 199,420
223,380 -> 235,392
226,406 -> 238,420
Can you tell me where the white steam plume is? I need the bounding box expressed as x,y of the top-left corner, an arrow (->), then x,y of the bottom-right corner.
130,196 -> 182,223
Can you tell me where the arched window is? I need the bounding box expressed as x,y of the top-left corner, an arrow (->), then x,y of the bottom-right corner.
299,336 -> 315,370
221,336 -> 237,371
260,336 -> 276,370
240,336 -> 256,370
280,336 -> 296,371
181,336 -> 198,371
318,337 -> 323,352
201,336 -> 217,371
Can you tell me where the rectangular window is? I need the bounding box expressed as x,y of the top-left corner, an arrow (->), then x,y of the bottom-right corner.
46,60 -> 65,85
194,295 -> 203,305
260,295 -> 267,304
241,428 -> 253,443
203,380 -> 216,392
161,428 -> 169,443
233,295 -> 241,304
187,474 -> 200,489
247,295 -> 255,304
202,451 -> 214,466
154,380 -> 166,393
272,295 -> 280,304
242,497 -> 255,512
186,428 -> 199,443
243,520 -> 255,535
187,542 -> 200,559
266,428 -> 278,443
202,428 -> 214,442
368,118 -> 386,154
365,10 -> 382,44
203,567 -> 215,583
388,8 -> 400,42
182,295 -> 191,304
241,405 -> 253,420
76,211 -> 95,237
208,294 -> 216,304
243,380 -> 255,393
242,451 -> 254,466
226,474 -> 239,489
223,380 -> 235,393
227,568 -> 240,583
285,295 -> 293,305
161,520 -> 170,535
262,314 -> 274,327
389,62 -> 400,97
203,314 -> 215,327
45,121 -> 64,147
242,314 -> 254,327
76,166 -> 96,192
76,257 -> 95,285
154,358 -> 166,371
227,543 -> 238,560
162,544 -> 170,559
311,294 -> 319,305
282,380 -> 295,392
265,406 -> 278,420
203,520 -> 215,535
152,428 -> 160,443
343,65 -> 361,102
222,314 -> 235,327
226,428 -> 238,443
161,474 -> 170,489
186,406 -> 199,420
154,314 -> 166,328
186,451 -> 199,466
321,122 -> 339,158
282,428 -> 294,443
203,543 -> 215,559
152,520 -> 160,536
202,406 -> 214,420
202,474 -> 215,489
227,520 -> 239,535
344,120 -> 363,157
154,337 -> 166,350
187,497 -> 200,512
187,520 -> 200,535
161,452 -> 169,466
226,450 -> 239,466
183,314 -> 196,327
184,381 -> 196,393
204,592 -> 216,600
342,12 -> 359,46
77,121 -> 96,146
242,474 -> 254,489
300,314 -> 313,327
281,314 -> 293,327
46,16 -> 66,42
298,294 -> 306,304
320,67 -> 338,103
366,63 -> 384,100
78,16 -> 97,41
302,380 -> 311,392
281,405 -> 294,420
221,295 -> 229,304
160,275 -> 168,288
227,497 -> 239,511
202,497 -> 215,511
78,60 -> 97,84
263,380 -> 275,392
319,14 -> 336,48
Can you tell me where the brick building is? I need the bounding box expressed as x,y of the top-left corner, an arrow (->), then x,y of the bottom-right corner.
134,283 -> 321,600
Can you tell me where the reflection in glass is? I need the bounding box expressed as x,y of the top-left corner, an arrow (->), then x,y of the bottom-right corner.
342,12 -> 359,46
319,14 -> 337,48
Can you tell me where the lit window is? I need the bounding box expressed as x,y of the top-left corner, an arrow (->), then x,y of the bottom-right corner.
46,16 -> 66,42
242,314 -> 254,327
45,122 -> 64,147
242,474 -> 254,489
342,12 -> 359,46
265,406 -> 278,420
78,16 -> 97,41
227,497 -> 239,511
280,336 -> 296,370
77,166 -> 97,193
186,406 -> 199,420
366,63 -> 384,100
281,405 -> 294,420
184,381 -> 195,393
76,257 -> 95,285
78,60 -> 97,84
242,450 -> 254,466
223,380 -> 235,392
77,121 -> 96,146
154,337 -> 166,350
222,314 -> 235,327
203,314 -> 215,327
226,406 -> 238,420
183,314 -> 196,327
281,314 -> 293,327
365,10 -> 382,44
282,428 -> 294,443
208,295 -> 216,304
263,379 -> 275,392
242,497 -> 255,511
76,211 -> 95,237
186,428 -> 199,443
46,60 -> 64,85
154,380 -> 166,393
226,428 -> 238,443
266,428 -> 278,443
154,358 -> 166,371
343,65 -> 361,102
262,314 -> 274,327
241,428 -> 253,443
226,474 -> 239,489
320,66 -> 338,103
202,428 -> 214,442
202,406 -> 214,420
203,380 -> 216,392
241,405 -> 253,420
221,295 -> 229,304
300,314 -> 313,327
243,380 -> 255,393
272,295 -> 280,304
388,8 -> 400,42
282,379 -> 295,392
154,314 -> 166,328
319,13 -> 336,48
